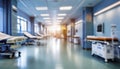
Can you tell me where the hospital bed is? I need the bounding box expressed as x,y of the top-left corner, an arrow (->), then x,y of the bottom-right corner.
86,36 -> 119,62
0,32 -> 26,58
23,32 -> 43,45
36,33 -> 49,39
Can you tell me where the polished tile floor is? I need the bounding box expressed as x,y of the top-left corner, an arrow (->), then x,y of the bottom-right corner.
0,38 -> 120,69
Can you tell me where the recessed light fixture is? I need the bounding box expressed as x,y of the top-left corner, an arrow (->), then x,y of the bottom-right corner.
56,20 -> 62,23
58,14 -> 67,16
36,7 -> 48,10
12,5 -> 17,10
45,20 -> 51,23
57,17 -> 64,19
43,17 -> 50,19
59,6 -> 72,10
40,14 -> 49,16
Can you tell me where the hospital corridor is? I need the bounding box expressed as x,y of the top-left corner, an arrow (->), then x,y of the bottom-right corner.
0,0 -> 120,69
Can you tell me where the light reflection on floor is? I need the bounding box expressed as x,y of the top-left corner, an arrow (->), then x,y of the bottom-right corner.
0,37 -> 120,69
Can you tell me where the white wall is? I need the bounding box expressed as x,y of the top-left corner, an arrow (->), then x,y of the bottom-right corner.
94,6 -> 120,37
75,20 -> 83,38
67,25 -> 71,36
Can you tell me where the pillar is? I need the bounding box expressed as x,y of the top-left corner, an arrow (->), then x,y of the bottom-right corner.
30,16 -> 35,35
82,7 -> 93,49
70,18 -> 75,42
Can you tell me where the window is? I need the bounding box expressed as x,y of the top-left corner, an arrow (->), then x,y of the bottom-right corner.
17,16 -> 27,33
34,24 -> 39,33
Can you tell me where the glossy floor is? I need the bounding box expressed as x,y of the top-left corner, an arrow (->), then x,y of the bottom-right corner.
0,38 -> 120,69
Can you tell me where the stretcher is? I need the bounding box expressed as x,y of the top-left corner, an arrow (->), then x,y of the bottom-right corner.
86,36 -> 119,62
23,32 -> 43,45
36,33 -> 49,39
0,32 -> 26,58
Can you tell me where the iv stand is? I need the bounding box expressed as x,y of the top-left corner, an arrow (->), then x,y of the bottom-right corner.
111,24 -> 116,61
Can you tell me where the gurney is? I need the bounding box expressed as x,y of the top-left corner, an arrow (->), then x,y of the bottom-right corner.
23,32 -> 43,45
0,32 -> 26,58
36,33 -> 49,39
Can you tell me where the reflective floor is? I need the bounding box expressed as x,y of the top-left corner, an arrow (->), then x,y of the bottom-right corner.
0,38 -> 120,69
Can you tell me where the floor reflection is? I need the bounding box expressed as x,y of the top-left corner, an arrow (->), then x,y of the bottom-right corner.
0,37 -> 120,69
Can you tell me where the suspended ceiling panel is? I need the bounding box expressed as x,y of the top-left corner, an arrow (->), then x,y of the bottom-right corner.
18,0 -> 103,25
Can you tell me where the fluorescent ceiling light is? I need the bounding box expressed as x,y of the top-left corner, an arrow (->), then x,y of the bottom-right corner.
12,5 -> 17,10
94,1 -> 120,16
56,20 -> 62,23
43,17 -> 50,19
45,20 -> 51,23
58,14 -> 67,16
47,23 -> 52,24
36,7 -> 48,10
57,17 -> 64,19
59,6 -> 72,10
40,14 -> 49,16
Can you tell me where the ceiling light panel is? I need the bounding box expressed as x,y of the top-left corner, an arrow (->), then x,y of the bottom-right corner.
59,6 -> 72,10
43,17 -> 50,19
45,20 -> 51,23
36,7 -> 48,10
12,5 -> 17,10
40,14 -> 49,16
57,17 -> 64,19
58,14 -> 67,16
56,20 -> 62,22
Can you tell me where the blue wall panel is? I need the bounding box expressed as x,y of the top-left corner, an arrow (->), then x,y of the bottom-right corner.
0,0 -> 3,32
17,9 -> 30,21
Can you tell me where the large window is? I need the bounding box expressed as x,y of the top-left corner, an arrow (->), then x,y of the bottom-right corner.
34,24 -> 39,33
17,16 -> 27,33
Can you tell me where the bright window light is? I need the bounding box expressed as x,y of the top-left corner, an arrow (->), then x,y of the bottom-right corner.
59,6 -> 72,10
40,14 -> 49,16
36,7 -> 48,10
58,14 -> 67,16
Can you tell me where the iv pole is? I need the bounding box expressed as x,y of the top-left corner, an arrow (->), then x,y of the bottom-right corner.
111,24 -> 116,61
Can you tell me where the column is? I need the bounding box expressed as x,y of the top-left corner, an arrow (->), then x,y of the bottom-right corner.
82,7 -> 93,49
30,16 -> 35,35
70,18 -> 75,42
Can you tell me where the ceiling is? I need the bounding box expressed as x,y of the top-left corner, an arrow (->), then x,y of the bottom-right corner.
18,0 -> 103,25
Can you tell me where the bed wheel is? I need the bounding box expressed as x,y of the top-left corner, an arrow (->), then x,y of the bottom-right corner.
9,55 -> 12,58
12,52 -> 15,58
18,52 -> 21,57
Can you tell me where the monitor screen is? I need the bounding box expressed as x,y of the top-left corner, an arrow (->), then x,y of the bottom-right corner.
97,23 -> 104,33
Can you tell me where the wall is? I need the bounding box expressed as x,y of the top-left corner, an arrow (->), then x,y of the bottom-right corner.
75,20 -> 83,38
94,0 -> 119,13
94,1 -> 120,37
67,24 -> 71,36
11,0 -> 17,35
17,9 -> 30,21
0,0 -> 3,32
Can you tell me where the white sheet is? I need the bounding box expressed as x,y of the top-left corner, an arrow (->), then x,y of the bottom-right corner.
23,32 -> 43,39
0,32 -> 26,43
0,32 -> 11,40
